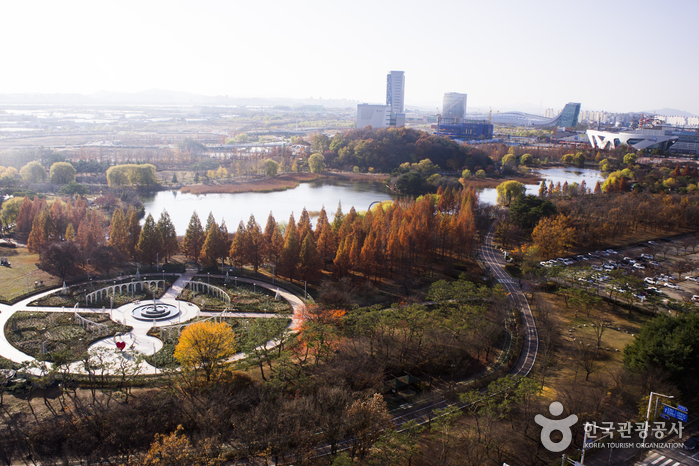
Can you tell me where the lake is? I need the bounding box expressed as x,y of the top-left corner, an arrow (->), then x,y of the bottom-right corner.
143,167 -> 605,234
477,167 -> 606,206
142,179 -> 395,234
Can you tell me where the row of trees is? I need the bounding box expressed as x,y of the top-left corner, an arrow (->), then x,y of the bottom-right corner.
176,185 -> 480,283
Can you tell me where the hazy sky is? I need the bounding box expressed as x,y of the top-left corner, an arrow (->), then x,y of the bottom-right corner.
1,0 -> 697,114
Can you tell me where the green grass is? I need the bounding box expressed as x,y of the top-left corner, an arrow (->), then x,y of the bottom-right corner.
5,311 -> 131,362
0,247 -> 58,301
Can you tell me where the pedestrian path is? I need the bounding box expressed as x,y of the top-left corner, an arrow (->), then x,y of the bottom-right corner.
0,269 -> 307,375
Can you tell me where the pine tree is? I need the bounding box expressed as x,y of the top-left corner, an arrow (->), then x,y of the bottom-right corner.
77,210 -> 104,255
205,212 -> 216,235
332,236 -> 350,278
246,215 -> 264,272
157,210 -> 179,260
230,221 -> 248,268
593,181 -> 602,195
65,223 -> 76,241
49,200 -> 66,238
314,206 -> 329,240
331,201 -> 344,233
27,208 -> 54,253
279,214 -> 300,281
200,218 -> 226,268
298,232 -> 322,282
316,222 -> 336,270
297,208 -> 312,241
16,196 -> 33,233
538,180 -> 548,198
108,208 -> 129,256
126,208 -> 142,259
136,214 -> 163,265
182,212 -> 205,264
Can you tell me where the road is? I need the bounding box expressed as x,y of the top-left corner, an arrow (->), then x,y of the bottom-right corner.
479,222 -> 538,376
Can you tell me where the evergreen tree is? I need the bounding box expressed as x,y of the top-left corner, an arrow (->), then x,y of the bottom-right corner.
157,210 -> 179,260
200,217 -> 226,268
205,212 -> 216,235
538,180 -> 548,198
230,221 -> 248,268
108,208 -> 128,256
126,208 -> 142,259
182,212 -> 205,264
314,206 -> 329,240
316,222 -> 336,270
331,201 -> 344,233
246,215 -> 264,272
297,207 -> 312,240
298,232 -> 322,282
279,214 -> 300,281
16,196 -> 33,233
136,214 -> 163,265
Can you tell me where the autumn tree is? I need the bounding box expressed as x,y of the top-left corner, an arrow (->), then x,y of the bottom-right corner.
495,180 -> 526,206
136,214 -> 163,265
309,153 -> 325,173
157,210 -> 179,260
126,208 -> 142,259
298,232 -> 322,282
531,214 -> 576,259
182,212 -> 205,264
76,210 -> 104,255
244,215 -> 264,272
49,162 -> 76,184
15,196 -> 34,233
279,214 -> 300,281
20,161 -> 46,183
27,207 -> 55,253
38,241 -> 82,280
263,213 -> 283,273
108,208 -> 129,256
173,321 -> 236,383
200,217 -> 227,268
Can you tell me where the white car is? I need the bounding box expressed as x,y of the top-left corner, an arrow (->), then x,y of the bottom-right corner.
633,263 -> 645,269
592,265 -> 603,272
644,277 -> 656,284
641,254 -> 653,259
664,283 -> 680,290
606,249 -> 618,254
685,276 -> 699,282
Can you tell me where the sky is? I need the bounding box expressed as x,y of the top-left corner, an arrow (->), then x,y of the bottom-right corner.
1,0 -> 698,114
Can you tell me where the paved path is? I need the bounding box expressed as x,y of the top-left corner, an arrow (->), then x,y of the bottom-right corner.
0,270 -> 307,374
479,222 -> 538,376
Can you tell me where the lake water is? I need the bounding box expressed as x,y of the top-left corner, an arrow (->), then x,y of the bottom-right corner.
142,179 -> 395,234
477,167 -> 606,206
142,167 -> 605,234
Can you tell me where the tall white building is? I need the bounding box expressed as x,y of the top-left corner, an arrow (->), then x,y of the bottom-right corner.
386,70 -> 405,115
442,92 -> 467,124
357,70 -> 406,128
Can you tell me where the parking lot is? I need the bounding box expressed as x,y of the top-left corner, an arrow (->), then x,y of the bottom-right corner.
539,237 -> 699,308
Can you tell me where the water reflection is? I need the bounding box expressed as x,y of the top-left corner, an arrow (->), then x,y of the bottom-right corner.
142,180 -> 395,234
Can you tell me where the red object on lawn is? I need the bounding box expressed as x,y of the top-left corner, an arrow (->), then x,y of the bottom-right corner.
116,341 -> 126,351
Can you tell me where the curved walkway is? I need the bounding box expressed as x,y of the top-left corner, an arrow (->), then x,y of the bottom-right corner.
0,270 -> 307,374
479,222 -> 538,376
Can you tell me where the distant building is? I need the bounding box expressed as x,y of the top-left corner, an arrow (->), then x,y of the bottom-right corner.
436,121 -> 493,140
441,93 -> 467,124
586,128 -> 678,151
357,70 -> 406,128
386,71 -> 405,115
557,102 -> 581,127
356,104 -> 390,129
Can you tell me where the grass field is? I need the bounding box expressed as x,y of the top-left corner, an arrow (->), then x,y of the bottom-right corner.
0,247 -> 58,301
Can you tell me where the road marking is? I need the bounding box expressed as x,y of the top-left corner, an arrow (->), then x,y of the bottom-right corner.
659,459 -> 673,466
651,455 -> 665,464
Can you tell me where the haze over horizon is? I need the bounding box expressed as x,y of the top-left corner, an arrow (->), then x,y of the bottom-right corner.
1,0 -> 698,115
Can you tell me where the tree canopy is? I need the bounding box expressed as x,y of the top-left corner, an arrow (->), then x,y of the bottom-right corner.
495,180 -> 526,206
174,321 -> 237,382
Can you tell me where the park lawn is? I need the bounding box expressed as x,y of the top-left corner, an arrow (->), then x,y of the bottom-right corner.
0,247 -> 57,301
532,291 -> 653,400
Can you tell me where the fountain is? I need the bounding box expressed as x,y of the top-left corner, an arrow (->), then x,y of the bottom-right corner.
131,302 -> 179,321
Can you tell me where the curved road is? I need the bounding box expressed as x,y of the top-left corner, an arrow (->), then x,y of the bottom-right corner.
479,222 -> 538,376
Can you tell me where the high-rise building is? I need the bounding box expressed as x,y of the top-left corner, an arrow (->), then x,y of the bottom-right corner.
386,71 -> 405,115
441,93 -> 467,124
558,102 -> 581,127
357,70 -> 406,128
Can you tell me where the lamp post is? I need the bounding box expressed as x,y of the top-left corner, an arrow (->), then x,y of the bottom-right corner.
643,392 -> 674,448
304,281 -> 307,300
156,253 -> 159,272
86,258 -> 90,282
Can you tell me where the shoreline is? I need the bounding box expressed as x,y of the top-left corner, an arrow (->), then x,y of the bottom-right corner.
178,171 -> 390,195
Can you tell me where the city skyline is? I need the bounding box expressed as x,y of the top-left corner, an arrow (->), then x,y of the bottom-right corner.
1,0 -> 698,115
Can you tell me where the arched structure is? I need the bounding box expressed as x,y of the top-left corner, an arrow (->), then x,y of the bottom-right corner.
182,281 -> 232,307
85,280 -> 166,305
586,129 -> 678,151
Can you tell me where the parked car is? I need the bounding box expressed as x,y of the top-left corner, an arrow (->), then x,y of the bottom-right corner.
684,434 -> 699,450
644,277 -> 656,284
692,295 -> 699,302
606,249 -> 618,254
685,276 -> 699,282
649,261 -> 661,266
664,282 -> 680,289
633,263 -> 645,269
648,240 -> 658,245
